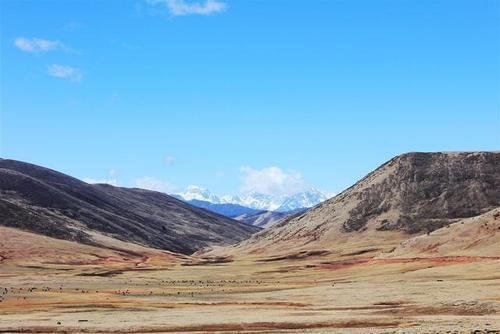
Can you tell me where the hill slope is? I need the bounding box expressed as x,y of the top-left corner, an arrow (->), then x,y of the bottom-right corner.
0,159 -> 259,255
222,152 -> 500,256
184,199 -> 265,219
182,199 -> 297,228
235,210 -> 302,228
381,207 -> 500,258
0,225 -> 183,266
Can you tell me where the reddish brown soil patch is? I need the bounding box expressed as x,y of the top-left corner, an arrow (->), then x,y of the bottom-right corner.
77,266 -> 165,277
177,301 -> 311,308
376,301 -> 498,316
341,248 -> 382,256
0,320 -> 401,333
317,258 -> 371,270
181,256 -> 233,266
373,300 -> 409,307
317,256 -> 500,271
257,250 -> 331,262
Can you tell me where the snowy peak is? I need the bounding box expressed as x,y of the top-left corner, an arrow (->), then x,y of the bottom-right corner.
276,189 -> 329,212
220,194 -> 242,204
177,185 -> 220,203
175,187 -> 331,212
231,189 -> 329,212
237,193 -> 282,211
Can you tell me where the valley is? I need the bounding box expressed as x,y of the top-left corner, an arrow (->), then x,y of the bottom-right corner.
1,152 -> 499,333
1,226 -> 499,333
3,0 -> 498,332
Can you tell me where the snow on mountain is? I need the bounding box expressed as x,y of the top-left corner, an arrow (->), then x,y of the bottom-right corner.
220,194 -> 242,204
236,193 -> 283,211
229,189 -> 329,212
276,188 -> 329,212
175,186 -> 331,212
186,199 -> 264,218
176,185 -> 221,203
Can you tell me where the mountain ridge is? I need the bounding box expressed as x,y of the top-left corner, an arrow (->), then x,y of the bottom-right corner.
0,159 -> 259,255
174,186 -> 330,212
212,151 -> 500,257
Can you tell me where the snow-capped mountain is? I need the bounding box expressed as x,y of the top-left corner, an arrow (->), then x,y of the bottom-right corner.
175,187 -> 331,212
185,199 -> 264,218
276,188 -> 329,212
178,185 -> 221,203
225,193 -> 282,211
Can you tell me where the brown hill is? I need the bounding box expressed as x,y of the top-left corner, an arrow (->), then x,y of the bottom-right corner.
381,207 -> 500,258
218,152 -> 500,257
0,159 -> 259,255
0,225 -> 183,267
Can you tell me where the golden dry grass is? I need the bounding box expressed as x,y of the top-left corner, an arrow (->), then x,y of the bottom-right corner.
1,219 -> 500,334
1,251 -> 499,332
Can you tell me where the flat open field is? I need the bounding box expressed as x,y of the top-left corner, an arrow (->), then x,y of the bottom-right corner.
1,249 -> 499,334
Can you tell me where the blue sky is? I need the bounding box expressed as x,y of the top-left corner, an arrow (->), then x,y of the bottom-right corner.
1,0 -> 499,196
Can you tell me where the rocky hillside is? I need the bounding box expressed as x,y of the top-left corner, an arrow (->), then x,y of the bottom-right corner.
234,210 -> 292,228
0,159 -> 259,255
225,152 -> 500,256
381,207 -> 500,258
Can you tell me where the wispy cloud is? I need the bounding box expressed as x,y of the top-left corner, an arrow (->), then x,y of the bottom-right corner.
83,169 -> 118,186
14,37 -> 63,53
146,0 -> 227,16
134,177 -> 177,193
47,64 -> 82,82
83,178 -> 118,186
164,155 -> 176,166
240,166 -> 307,196
65,20 -> 85,31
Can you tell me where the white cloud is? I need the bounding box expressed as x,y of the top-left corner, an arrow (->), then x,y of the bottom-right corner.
326,192 -> 337,199
83,178 -> 118,186
83,169 -> 118,186
134,177 -> 177,193
240,166 -> 307,196
47,64 -> 82,82
14,37 -> 62,53
146,0 -> 226,16
164,155 -> 176,166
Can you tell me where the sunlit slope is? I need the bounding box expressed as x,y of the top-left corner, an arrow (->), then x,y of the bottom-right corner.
217,152 -> 500,257
0,226 -> 183,267
382,207 -> 500,258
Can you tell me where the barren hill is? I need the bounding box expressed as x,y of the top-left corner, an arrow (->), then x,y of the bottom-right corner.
0,225 -> 183,267
0,159 -> 259,255
221,152 -> 500,257
381,207 -> 500,258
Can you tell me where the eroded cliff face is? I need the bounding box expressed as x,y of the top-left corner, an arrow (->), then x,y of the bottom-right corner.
343,152 -> 500,233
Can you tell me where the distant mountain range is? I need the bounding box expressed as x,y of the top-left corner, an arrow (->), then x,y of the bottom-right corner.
181,199 -> 265,218
172,186 -> 331,227
173,186 -> 331,212
175,197 -> 304,228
